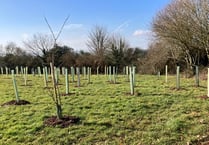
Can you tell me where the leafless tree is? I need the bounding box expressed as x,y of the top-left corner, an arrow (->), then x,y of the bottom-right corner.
87,25 -> 109,67
152,0 -> 209,68
23,33 -> 54,60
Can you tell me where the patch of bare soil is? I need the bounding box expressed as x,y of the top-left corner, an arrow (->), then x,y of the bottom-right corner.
1,100 -> 31,106
44,116 -> 80,128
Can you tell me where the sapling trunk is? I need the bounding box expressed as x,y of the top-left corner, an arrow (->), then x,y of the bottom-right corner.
55,67 -> 59,84
12,70 -> 20,102
50,62 -> 62,119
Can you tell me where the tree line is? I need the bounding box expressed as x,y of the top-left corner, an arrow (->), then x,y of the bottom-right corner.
0,0 -> 208,75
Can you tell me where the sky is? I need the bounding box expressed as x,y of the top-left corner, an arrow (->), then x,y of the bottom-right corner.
0,0 -> 172,52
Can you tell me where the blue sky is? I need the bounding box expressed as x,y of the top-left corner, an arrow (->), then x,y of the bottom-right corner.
0,0 -> 171,51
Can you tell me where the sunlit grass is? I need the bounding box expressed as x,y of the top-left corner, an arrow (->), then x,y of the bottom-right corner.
0,73 -> 209,144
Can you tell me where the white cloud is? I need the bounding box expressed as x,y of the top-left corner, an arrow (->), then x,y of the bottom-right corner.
133,29 -> 153,37
130,29 -> 154,49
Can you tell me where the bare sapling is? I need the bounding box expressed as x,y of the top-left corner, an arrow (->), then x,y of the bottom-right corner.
50,62 -> 62,119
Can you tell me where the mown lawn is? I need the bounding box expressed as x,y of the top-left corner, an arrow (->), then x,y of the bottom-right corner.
0,73 -> 209,144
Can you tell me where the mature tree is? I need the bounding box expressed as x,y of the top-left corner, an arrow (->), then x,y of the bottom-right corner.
3,42 -> 28,68
46,45 -> 73,67
152,0 -> 209,69
87,25 -> 109,68
75,50 -> 95,67
23,33 -> 54,64
107,35 -> 129,71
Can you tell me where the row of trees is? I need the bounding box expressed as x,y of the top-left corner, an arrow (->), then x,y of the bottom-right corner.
1,0 -> 208,75
0,34 -> 146,74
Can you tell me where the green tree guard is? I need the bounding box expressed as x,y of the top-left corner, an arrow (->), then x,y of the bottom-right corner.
195,66 -> 199,87
16,66 -> 19,76
104,66 -> 107,76
106,66 -> 109,79
129,67 -> 134,95
44,66 -> 48,82
165,65 -> 168,83
133,66 -> 136,86
157,71 -> 160,80
126,66 -> 129,81
71,67 -> 75,82
62,67 -> 65,75
65,68 -> 69,94
84,67 -> 87,79
97,66 -> 99,76
1,67 -> 3,74
43,67 -> 47,87
208,68 -> 209,97
12,70 -> 20,102
23,67 -> 28,86
38,66 -> 41,77
5,67 -> 8,76
113,66 -> 116,84
176,66 -> 180,89
87,67 -> 91,84
21,66 -> 23,75
76,67 -> 80,87
109,66 -> 112,82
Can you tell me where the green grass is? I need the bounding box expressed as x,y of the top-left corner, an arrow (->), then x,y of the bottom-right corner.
0,73 -> 209,144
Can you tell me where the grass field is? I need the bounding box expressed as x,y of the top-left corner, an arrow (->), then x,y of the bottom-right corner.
0,73 -> 209,144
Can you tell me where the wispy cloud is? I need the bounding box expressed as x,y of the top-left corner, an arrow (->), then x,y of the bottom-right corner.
113,20 -> 130,33
133,29 -> 153,37
64,24 -> 84,30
